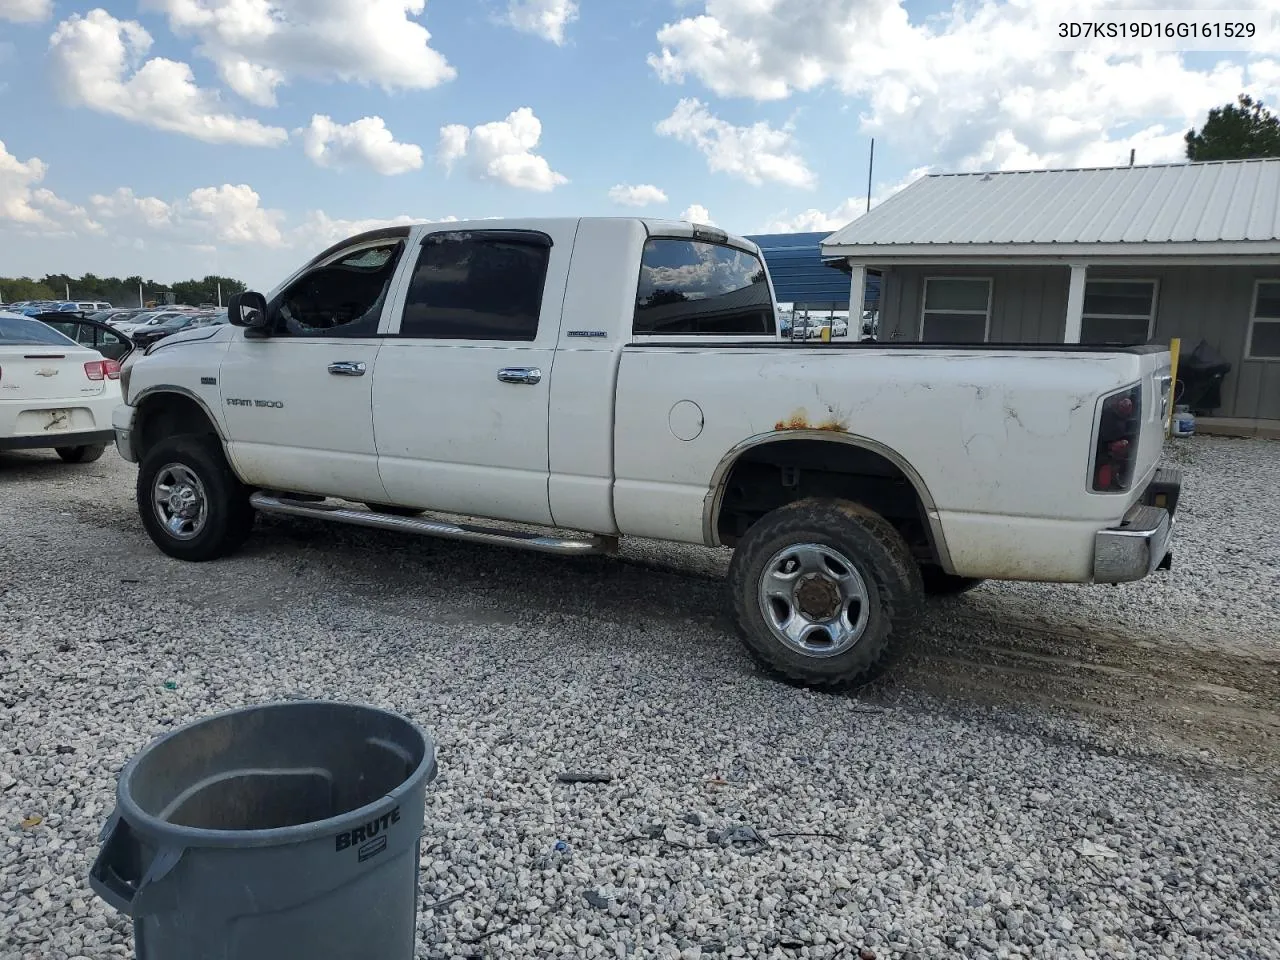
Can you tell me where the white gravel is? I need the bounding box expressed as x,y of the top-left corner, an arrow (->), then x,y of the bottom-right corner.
1,436 -> 1278,960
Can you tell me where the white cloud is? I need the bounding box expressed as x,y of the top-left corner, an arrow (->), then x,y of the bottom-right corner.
609,183 -> 668,207
91,183 -> 286,247
648,0 -> 1280,173
293,212 -> 458,247
48,9 -> 288,147
437,108 -> 568,191
656,98 -> 815,188
0,0 -> 49,22
761,166 -> 930,232
300,115 -> 424,175
217,58 -> 284,107
679,203 -> 715,225
143,0 -> 456,95
0,140 -> 101,236
504,0 -> 578,45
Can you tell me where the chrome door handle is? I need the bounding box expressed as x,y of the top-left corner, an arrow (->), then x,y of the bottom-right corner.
328,361 -> 366,377
497,367 -> 542,385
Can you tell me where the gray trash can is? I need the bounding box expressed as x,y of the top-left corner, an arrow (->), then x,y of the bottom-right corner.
89,700 -> 437,960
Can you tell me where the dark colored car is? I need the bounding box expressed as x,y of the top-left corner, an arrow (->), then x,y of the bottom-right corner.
32,313 -> 135,362
131,312 -> 225,347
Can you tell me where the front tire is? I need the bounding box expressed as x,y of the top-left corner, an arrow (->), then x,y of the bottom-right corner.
727,498 -> 923,689
137,434 -> 255,561
56,444 -> 106,464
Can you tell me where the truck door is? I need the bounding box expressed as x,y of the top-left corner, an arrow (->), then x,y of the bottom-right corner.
372,222 -> 576,525
218,234 -> 412,502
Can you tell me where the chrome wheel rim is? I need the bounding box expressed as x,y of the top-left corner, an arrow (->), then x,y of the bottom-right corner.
757,543 -> 871,658
152,463 -> 208,541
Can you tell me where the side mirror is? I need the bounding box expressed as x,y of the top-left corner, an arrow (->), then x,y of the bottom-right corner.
228,292 -> 269,331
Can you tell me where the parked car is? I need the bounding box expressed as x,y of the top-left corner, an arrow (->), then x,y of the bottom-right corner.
33,313 -> 136,362
113,217 -> 1180,690
0,311 -> 120,462
113,311 -> 188,336
131,312 -> 225,348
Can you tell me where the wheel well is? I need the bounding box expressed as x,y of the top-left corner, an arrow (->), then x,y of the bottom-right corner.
713,438 -> 942,565
134,393 -> 221,463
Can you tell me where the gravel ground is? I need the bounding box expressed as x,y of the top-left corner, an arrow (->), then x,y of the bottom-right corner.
2,435 -> 1278,960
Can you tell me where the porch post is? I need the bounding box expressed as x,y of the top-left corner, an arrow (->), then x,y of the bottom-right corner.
1063,263 -> 1088,343
847,262 -> 867,325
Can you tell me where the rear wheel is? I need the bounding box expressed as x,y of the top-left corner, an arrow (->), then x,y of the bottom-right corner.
56,444 -> 106,464
727,498 -> 923,689
137,434 -> 254,561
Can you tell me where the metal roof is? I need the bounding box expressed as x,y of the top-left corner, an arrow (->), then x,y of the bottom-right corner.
747,232 -> 881,306
821,159 -> 1280,259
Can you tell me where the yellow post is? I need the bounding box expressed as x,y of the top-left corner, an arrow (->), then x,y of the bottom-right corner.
1166,337 -> 1181,437
820,325 -> 831,343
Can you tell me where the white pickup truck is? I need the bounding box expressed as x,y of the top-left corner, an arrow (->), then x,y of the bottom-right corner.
113,217 -> 1181,688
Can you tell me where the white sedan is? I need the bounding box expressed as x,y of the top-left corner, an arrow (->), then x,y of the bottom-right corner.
0,311 -> 121,463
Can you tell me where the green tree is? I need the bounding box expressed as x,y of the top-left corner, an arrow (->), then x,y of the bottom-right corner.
1185,94 -> 1280,161
170,275 -> 246,306
0,277 -> 58,302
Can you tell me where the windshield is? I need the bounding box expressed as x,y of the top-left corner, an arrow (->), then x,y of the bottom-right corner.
0,315 -> 79,346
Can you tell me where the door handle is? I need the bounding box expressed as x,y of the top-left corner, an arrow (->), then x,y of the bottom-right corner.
497,367 -> 542,385
328,361 -> 366,377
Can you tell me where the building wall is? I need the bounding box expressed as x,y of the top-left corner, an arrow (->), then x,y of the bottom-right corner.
879,263 -> 1280,420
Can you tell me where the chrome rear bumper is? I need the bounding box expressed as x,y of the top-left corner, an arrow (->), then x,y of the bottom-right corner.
1093,466 -> 1181,584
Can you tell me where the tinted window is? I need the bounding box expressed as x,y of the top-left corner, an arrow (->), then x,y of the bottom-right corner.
634,239 -> 774,335
0,316 -> 79,346
399,231 -> 551,341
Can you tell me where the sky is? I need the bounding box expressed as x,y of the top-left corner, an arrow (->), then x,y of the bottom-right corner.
4,0 -> 1280,289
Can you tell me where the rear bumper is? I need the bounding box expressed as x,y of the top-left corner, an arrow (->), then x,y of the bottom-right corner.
0,429 -> 114,451
1093,465 -> 1182,584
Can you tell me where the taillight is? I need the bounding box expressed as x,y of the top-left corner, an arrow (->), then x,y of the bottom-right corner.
83,359 -> 121,381
1092,383 -> 1142,492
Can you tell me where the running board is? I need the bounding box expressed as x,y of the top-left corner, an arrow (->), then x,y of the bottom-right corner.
249,493 -> 617,557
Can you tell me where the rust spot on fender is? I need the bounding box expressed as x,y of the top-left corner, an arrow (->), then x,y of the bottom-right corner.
773,407 -> 848,432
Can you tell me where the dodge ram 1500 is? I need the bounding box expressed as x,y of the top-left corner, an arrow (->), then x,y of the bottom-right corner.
112,217 -> 1180,688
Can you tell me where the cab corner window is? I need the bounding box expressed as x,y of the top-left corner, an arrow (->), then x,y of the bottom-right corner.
399,232 -> 551,341
274,241 -> 405,338
633,238 -> 774,336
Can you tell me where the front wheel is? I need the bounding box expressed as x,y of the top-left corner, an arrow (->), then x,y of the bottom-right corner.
56,444 -> 106,463
137,434 -> 255,561
727,498 -> 923,690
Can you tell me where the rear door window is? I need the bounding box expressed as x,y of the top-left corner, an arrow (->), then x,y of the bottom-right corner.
634,238 -> 775,336
398,231 -> 552,341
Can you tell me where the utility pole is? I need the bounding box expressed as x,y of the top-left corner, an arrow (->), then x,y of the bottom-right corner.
65,282 -> 70,300
217,282 -> 222,307
866,138 -> 875,213
138,282 -> 144,308
1129,148 -> 1135,166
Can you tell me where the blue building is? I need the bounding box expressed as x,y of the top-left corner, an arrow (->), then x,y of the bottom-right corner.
745,232 -> 881,313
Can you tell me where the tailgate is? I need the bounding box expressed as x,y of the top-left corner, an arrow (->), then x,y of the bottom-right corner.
0,349 -> 105,401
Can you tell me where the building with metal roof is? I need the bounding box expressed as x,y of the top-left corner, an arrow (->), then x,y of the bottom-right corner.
746,232 -> 880,311
819,159 -> 1280,424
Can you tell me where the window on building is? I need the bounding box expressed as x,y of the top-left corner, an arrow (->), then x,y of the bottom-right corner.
399,231 -> 551,341
1080,279 -> 1156,345
1249,281 -> 1280,359
920,277 -> 991,342
633,238 -> 774,336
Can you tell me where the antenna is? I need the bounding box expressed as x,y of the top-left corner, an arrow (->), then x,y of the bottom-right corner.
866,138 -> 875,213
1129,148 -> 1135,167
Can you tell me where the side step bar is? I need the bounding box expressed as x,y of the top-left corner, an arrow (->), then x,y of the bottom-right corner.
249,493 -> 618,557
